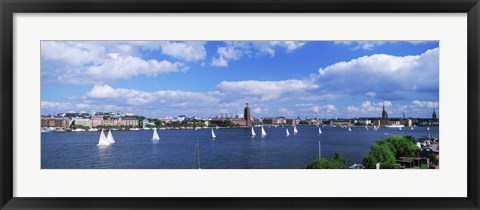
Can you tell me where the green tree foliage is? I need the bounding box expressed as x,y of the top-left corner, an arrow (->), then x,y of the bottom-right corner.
362,135 -> 419,169
334,150 -> 346,165
362,143 -> 397,169
305,150 -> 346,169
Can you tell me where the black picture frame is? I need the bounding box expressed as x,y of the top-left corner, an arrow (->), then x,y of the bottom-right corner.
1,0 -> 479,209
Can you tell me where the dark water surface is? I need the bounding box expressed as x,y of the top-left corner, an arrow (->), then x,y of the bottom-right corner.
41,126 -> 438,169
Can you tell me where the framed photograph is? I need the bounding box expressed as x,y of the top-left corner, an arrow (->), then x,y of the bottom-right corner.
1,0 -> 479,209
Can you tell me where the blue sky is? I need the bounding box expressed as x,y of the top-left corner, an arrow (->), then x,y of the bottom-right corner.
41,41 -> 439,119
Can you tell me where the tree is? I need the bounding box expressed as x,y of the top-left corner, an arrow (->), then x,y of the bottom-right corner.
305,150 -> 346,169
334,150 -> 346,165
362,143 -> 396,169
362,135 -> 419,169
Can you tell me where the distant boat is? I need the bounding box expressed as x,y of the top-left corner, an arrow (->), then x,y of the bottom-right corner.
151,128 -> 160,140
319,128 -> 322,134
411,126 -> 414,130
88,128 -> 99,132
286,128 -> 290,136
365,126 -> 369,131
107,129 -> 115,143
348,127 -> 352,132
211,129 -> 216,138
251,127 -> 256,136
41,128 -> 56,133
398,127 -> 402,131
130,128 -> 140,131
72,128 -> 85,132
427,126 -> 430,130
293,126 -> 298,134
261,126 -> 267,136
97,129 -> 110,146
216,126 -> 219,130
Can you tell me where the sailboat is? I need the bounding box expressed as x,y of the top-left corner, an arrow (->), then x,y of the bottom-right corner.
398,127 -> 402,131
286,128 -> 290,136
427,126 -> 430,131
151,128 -> 160,140
319,127 -> 322,134
106,129 -> 115,143
96,129 -> 110,146
411,126 -> 414,130
348,127 -> 352,132
251,127 -> 256,136
293,126 -> 299,134
261,126 -> 267,136
365,126 -> 369,131
211,129 -> 216,138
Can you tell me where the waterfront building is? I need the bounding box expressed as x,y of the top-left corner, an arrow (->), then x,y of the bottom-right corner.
75,118 -> 92,128
244,103 -> 251,127
275,117 -> 286,125
231,119 -> 247,126
103,118 -> 120,127
332,119 -> 352,127
41,117 -> 69,128
119,118 -> 139,127
262,118 -> 273,125
91,118 -> 103,127
286,119 -> 294,125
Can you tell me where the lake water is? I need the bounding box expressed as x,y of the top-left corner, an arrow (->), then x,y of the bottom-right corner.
41,126 -> 438,169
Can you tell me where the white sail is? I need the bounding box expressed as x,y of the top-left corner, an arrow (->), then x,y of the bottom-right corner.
411,126 -> 414,130
286,128 -> 290,136
319,128 -> 322,134
293,126 -> 298,134
152,128 -> 160,140
261,126 -> 267,136
399,127 -> 402,131
348,127 -> 352,132
107,129 -> 115,143
251,127 -> 256,136
427,126 -> 430,130
97,129 -> 110,146
211,129 -> 216,138
365,126 -> 369,131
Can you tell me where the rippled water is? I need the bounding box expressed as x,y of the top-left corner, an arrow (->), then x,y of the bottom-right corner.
41,126 -> 438,169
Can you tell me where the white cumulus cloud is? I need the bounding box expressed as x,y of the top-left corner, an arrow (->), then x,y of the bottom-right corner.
210,41 -> 306,67
215,79 -> 318,102
412,100 -> 438,108
159,41 -> 206,62
85,55 -> 188,81
316,48 -> 439,100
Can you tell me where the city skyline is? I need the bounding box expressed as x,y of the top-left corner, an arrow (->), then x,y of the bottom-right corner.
41,41 -> 439,118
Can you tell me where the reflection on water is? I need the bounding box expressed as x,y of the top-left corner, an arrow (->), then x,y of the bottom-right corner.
41,126 -> 439,169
